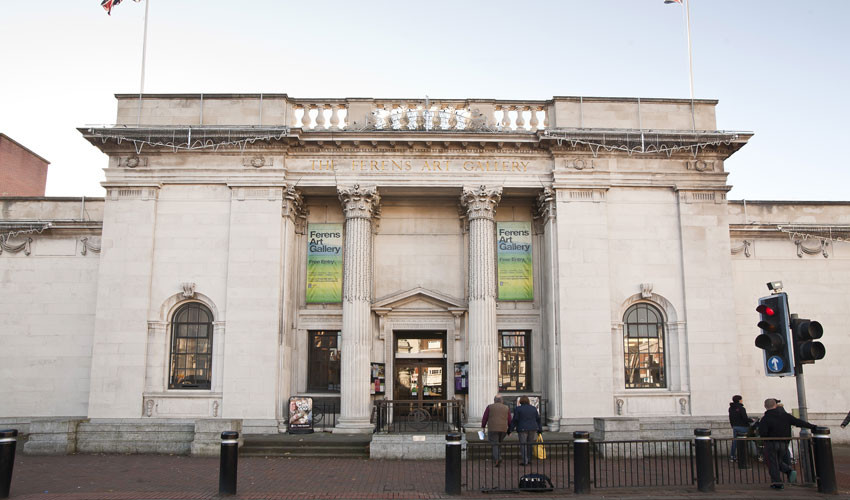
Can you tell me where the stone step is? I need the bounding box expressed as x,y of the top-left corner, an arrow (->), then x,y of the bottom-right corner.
240,434 -> 371,458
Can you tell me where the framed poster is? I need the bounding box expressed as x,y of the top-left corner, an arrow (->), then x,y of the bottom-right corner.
370,362 -> 385,395
288,396 -> 314,434
454,362 -> 469,394
306,223 -> 343,303
496,222 -> 533,301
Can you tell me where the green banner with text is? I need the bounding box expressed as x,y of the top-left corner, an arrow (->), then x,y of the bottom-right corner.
497,222 -> 533,301
306,223 -> 343,303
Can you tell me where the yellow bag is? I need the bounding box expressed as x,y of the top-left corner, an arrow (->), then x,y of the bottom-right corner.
533,433 -> 547,460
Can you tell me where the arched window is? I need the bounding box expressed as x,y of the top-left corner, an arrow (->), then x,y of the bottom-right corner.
169,302 -> 213,390
623,303 -> 666,389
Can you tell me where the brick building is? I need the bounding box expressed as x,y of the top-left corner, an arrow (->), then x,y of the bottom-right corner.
0,133 -> 49,196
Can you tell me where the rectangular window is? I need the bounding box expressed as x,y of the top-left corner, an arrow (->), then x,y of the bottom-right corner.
498,330 -> 529,391
308,330 -> 341,392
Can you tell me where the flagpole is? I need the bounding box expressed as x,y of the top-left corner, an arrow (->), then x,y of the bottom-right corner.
136,0 -> 150,126
684,0 -> 696,130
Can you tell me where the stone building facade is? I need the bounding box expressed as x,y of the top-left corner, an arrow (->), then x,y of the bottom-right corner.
1,94 -> 849,454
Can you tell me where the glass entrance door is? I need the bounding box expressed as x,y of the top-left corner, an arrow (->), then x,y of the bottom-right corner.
394,361 -> 445,401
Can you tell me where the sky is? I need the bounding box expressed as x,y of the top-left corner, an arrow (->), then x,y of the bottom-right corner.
1,1 -> 848,200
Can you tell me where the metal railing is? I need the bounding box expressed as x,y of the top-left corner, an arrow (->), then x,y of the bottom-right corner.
373,400 -> 464,433
713,436 -> 815,486
464,440 -> 572,493
310,399 -> 339,432
592,439 -> 694,488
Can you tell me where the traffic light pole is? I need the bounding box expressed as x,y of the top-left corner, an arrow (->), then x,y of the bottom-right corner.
795,365 -> 816,483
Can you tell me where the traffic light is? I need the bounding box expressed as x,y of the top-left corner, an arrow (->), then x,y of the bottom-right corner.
791,315 -> 825,365
755,293 -> 794,377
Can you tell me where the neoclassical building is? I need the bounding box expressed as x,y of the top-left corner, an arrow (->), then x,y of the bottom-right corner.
2,94 -> 848,453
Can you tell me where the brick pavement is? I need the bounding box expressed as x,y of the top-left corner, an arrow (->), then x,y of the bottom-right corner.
6,447 -> 850,500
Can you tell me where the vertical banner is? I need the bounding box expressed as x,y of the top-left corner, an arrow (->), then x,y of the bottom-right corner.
497,222 -> 533,301
306,223 -> 343,303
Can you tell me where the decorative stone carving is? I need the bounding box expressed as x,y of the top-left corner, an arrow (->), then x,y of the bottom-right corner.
145,399 -> 155,417
535,187 -> 556,224
686,160 -> 714,172
80,237 -> 101,256
181,282 -> 196,299
0,236 -> 32,256
212,401 -> 220,417
121,156 -> 147,168
242,156 -> 272,168
616,398 -> 624,415
338,184 -> 381,220
564,158 -> 595,170
460,185 -> 502,221
678,398 -> 688,415
730,240 -> 751,258
640,283 -> 653,299
795,239 -> 829,258
283,186 -> 307,233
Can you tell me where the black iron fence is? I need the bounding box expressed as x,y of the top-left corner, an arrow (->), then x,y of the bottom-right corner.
374,399 -> 464,433
713,436 -> 815,486
311,399 -> 339,432
464,440 -> 572,493
592,439 -> 694,488
458,429 -> 835,494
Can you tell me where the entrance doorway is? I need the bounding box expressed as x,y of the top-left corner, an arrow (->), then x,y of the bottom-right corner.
392,332 -> 447,425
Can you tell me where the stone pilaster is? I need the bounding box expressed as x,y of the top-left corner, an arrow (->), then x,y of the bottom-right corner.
279,186 -> 306,416
460,185 -> 501,424
335,184 -> 381,433
536,187 -> 561,430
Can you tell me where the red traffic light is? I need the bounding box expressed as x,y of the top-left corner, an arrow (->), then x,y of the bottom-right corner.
756,304 -> 775,316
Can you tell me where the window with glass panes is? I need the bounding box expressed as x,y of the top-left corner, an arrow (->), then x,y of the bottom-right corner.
308,330 -> 341,392
169,302 -> 213,389
498,330 -> 529,391
623,303 -> 666,389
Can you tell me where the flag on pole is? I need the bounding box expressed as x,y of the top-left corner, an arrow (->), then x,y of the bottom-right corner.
101,0 -> 141,16
664,0 -> 682,4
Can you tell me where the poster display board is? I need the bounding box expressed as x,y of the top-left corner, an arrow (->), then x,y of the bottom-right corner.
288,396 -> 314,434
306,223 -> 343,303
454,362 -> 469,394
370,362 -> 385,395
496,222 -> 533,301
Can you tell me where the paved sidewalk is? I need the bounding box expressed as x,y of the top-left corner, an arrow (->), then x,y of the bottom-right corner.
6,446 -> 850,500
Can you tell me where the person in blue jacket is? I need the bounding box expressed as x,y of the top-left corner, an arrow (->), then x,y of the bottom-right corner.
509,396 -> 542,465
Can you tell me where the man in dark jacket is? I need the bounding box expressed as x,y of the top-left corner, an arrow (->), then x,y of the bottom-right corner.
728,395 -> 753,461
758,398 -> 817,489
509,396 -> 542,466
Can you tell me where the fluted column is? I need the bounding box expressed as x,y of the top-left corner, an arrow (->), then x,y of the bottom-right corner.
335,184 -> 380,433
461,185 -> 502,424
536,187 -> 561,430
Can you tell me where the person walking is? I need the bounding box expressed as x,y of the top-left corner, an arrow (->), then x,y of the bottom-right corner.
509,396 -> 542,466
758,398 -> 817,490
728,395 -> 753,461
481,395 -> 511,467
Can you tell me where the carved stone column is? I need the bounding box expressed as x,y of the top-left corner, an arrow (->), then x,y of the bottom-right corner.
461,185 -> 502,424
335,184 -> 381,433
279,186 -> 306,418
536,187 -> 561,430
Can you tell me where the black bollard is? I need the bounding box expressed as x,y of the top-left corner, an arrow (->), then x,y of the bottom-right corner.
0,429 -> 17,500
219,431 -> 239,496
694,429 -> 714,493
736,433 -> 751,470
445,432 -> 462,495
812,426 -> 837,494
573,431 -> 590,494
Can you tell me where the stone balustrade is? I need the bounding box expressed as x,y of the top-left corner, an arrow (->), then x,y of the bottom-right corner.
288,98 -> 549,132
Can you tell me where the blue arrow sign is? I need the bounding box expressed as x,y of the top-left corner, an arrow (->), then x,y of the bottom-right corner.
767,356 -> 785,373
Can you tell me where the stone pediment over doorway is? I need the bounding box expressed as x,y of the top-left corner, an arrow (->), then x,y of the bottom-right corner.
372,287 -> 466,314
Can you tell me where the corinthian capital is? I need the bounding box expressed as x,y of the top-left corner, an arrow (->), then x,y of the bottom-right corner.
338,184 -> 381,219
461,185 -> 502,221
535,187 -> 556,224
